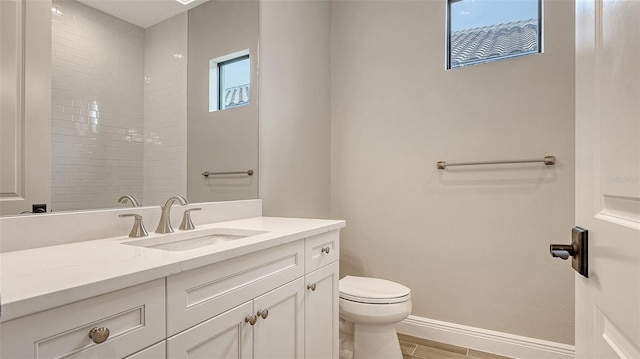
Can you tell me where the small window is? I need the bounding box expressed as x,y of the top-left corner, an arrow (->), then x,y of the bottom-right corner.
447,0 -> 541,69
209,51 -> 250,112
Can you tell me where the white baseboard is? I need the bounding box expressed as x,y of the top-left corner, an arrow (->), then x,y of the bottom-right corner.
397,315 -> 575,359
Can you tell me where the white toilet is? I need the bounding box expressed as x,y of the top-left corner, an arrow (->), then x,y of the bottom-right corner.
338,276 -> 412,359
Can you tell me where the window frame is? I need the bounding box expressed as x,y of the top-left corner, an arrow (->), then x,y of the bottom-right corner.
446,0 -> 543,69
209,49 -> 250,112
217,54 -> 250,111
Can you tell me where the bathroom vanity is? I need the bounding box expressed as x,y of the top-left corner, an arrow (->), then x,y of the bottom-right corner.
0,203 -> 344,358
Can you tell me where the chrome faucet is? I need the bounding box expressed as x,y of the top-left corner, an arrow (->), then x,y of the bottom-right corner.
155,195 -> 189,234
118,195 -> 141,207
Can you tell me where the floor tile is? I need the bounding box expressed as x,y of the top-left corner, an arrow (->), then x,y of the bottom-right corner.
398,334 -> 468,355
397,333 -> 515,359
467,348 -> 513,359
400,340 -> 417,355
412,345 -> 470,359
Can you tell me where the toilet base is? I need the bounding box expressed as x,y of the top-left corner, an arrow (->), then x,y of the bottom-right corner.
339,319 -> 403,359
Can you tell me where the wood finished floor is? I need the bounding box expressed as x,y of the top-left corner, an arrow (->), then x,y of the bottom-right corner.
399,334 -> 514,359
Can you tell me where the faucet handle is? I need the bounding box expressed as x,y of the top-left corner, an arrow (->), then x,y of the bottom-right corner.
179,208 -> 202,231
119,214 -> 149,238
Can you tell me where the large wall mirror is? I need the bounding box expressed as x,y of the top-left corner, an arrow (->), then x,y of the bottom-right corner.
1,0 -> 259,215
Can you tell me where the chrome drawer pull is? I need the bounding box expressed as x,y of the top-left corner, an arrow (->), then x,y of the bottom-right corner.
89,327 -> 110,344
321,246 -> 331,254
307,283 -> 317,291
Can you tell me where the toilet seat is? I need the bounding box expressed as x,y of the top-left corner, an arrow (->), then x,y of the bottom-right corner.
339,276 -> 411,304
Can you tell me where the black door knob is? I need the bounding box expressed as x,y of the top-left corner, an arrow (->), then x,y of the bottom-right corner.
550,244 -> 574,260
550,227 -> 588,278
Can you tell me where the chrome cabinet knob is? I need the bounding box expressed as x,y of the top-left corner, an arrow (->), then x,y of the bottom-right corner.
321,246 -> 331,254
245,315 -> 257,325
89,327 -> 110,344
307,283 -> 317,291
257,309 -> 269,319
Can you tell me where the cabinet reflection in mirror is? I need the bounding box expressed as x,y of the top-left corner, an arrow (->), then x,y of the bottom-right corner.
5,0 -> 258,214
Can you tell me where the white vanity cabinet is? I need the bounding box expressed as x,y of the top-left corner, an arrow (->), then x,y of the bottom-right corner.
167,278 -> 305,358
304,231 -> 340,359
165,240 -> 306,336
0,279 -> 166,359
0,228 -> 341,359
164,237 -> 306,358
166,230 -> 339,359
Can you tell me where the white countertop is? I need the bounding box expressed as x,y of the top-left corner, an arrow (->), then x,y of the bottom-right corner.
0,216 -> 345,322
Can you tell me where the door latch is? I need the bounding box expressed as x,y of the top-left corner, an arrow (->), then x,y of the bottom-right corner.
550,226 -> 588,278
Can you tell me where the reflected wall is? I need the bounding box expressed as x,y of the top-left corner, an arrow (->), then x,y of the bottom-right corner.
187,0 -> 259,202
51,0 -> 149,211
50,0 -> 197,211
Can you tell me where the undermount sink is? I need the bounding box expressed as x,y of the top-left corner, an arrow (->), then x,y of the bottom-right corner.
122,228 -> 268,251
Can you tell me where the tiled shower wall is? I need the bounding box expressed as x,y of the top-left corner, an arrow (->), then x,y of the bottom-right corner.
143,14 -> 188,206
51,0 -> 144,211
51,0 -> 187,211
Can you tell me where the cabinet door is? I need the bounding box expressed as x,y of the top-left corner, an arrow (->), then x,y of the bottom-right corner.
253,278 -> 304,359
125,341 -> 166,359
305,261 -> 339,359
167,301 -> 253,359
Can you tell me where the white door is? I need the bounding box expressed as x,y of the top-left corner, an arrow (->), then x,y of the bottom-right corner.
575,0 -> 640,357
0,0 -> 51,216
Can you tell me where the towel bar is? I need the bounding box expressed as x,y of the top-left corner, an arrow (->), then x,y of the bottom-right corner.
437,156 -> 556,170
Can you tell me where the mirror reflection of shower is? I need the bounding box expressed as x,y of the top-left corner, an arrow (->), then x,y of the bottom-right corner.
49,0 -> 259,212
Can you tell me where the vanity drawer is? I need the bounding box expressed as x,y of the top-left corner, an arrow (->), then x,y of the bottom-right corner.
125,340 -> 166,359
166,240 -> 305,336
305,230 -> 340,273
0,279 -> 165,359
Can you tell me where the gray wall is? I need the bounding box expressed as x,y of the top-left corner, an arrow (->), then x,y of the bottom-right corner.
259,0 -> 332,219
188,0 -> 259,202
143,13 -> 188,206
259,0 -> 575,345
330,0 -> 576,345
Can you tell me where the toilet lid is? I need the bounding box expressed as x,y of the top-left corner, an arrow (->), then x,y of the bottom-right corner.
339,276 -> 411,304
